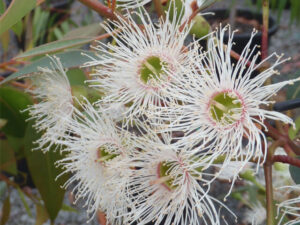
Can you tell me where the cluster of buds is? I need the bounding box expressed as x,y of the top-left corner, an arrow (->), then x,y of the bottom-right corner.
26,1 -> 300,224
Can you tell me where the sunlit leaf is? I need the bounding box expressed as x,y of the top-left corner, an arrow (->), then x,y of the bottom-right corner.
0,0 -> 36,36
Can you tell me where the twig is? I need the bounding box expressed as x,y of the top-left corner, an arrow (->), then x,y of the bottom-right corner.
0,76 -> 29,89
78,0 -> 117,20
273,155 -> 300,167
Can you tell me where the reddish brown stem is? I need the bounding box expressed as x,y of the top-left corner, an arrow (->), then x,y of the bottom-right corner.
273,155 -> 300,167
264,121 -> 300,155
78,0 -> 117,20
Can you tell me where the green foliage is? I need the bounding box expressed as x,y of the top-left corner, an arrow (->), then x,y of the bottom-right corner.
24,122 -> 68,222
250,0 -> 300,24
0,87 -> 33,137
16,38 -> 97,59
289,116 -> 300,140
35,204 -> 49,225
0,140 -> 17,175
0,0 -> 36,36
0,50 -> 97,85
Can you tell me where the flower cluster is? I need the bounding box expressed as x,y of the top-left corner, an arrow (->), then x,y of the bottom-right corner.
26,1 -> 300,225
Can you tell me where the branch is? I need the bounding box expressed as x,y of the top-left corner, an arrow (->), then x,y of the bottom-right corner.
78,0 -> 117,20
273,155 -> 300,167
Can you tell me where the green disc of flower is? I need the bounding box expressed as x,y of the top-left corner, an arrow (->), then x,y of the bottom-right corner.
140,56 -> 167,84
210,92 -> 242,125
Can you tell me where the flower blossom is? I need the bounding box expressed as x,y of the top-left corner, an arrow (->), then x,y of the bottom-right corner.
56,100 -> 134,223
84,6 -> 198,123
26,56 -> 73,152
152,26 -> 300,183
124,131 -> 234,225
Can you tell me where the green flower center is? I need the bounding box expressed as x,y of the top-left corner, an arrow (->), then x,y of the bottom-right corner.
97,147 -> 118,163
158,159 -> 203,191
159,161 -> 176,190
209,92 -> 243,126
140,56 -> 168,84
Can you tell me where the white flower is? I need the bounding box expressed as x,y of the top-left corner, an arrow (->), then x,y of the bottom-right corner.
26,56 -> 73,152
277,185 -> 300,225
56,101 -> 134,223
155,26 -> 300,178
124,132 -> 234,225
84,7 -> 198,123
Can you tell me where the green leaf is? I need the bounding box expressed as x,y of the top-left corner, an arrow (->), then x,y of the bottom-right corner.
0,50 -> 97,85
11,19 -> 23,39
35,204 -> 49,225
0,87 -> 33,137
16,38 -> 95,59
0,0 -> 36,36
0,30 -> 9,52
67,68 -> 86,86
0,0 -> 5,15
63,23 -> 103,39
0,140 -> 17,175
24,122 -> 68,222
0,196 -> 10,225
289,157 -> 300,184
286,71 -> 300,100
17,187 -> 33,218
289,117 -> 300,140
61,204 -> 78,213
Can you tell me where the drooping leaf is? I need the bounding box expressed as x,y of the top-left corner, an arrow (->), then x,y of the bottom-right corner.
289,157 -> 300,184
17,187 -> 33,218
0,86 -> 33,137
0,0 -> 36,36
0,50 -> 97,85
0,195 -> 10,225
16,38 -> 95,59
0,140 -> 17,175
24,122 -> 68,222
35,204 -> 49,225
